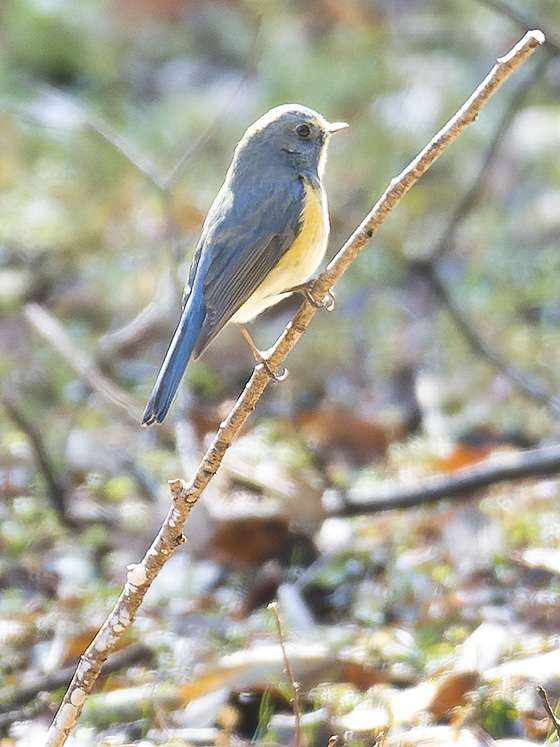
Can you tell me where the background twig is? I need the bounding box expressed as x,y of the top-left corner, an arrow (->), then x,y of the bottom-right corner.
431,52 -> 550,262
536,685 -> 560,742
269,601 -> 302,747
24,303 -> 145,423
331,442 -> 560,516
425,262 -> 560,417
475,0 -> 560,53
0,392 -> 71,526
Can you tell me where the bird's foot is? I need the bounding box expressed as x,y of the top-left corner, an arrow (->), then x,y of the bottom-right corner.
288,281 -> 336,311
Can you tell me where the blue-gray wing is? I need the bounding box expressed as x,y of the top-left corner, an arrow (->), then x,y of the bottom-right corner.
191,176 -> 305,357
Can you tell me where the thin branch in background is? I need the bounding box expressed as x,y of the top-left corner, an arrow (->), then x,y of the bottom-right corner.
36,84 -> 164,190
423,54 -> 560,419
269,601 -> 303,747
99,269 -> 177,358
331,441 -> 560,516
0,643 -> 153,733
311,32 -> 544,304
1,351 -> 163,512
0,391 -> 72,526
161,18 -> 262,191
38,19 -> 262,196
81,107 -> 164,190
161,19 -> 262,269
424,262 -> 560,418
0,643 -> 152,713
23,303 -> 178,446
475,0 -> 560,54
23,302 -> 145,423
44,31 -> 545,747
431,52 -> 551,262
536,685 -> 560,743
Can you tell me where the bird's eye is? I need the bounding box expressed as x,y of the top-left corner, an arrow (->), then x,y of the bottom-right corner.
296,123 -> 311,139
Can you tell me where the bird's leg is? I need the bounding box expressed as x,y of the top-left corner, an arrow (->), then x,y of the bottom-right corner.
239,323 -> 264,361
287,280 -> 336,311
238,324 -> 288,381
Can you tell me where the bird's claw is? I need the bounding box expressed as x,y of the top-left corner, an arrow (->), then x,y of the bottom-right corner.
272,365 -> 288,382
259,360 -> 288,381
320,288 -> 336,311
289,281 -> 336,311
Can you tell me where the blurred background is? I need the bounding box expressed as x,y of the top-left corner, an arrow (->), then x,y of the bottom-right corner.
2,0 -> 560,743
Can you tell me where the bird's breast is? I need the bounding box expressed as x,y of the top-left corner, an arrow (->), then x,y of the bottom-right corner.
231,179 -> 329,323
284,179 -> 329,280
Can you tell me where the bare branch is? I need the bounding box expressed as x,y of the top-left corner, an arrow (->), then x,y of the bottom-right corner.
44,31 -> 545,747
311,31 -> 545,306
34,84 -> 164,190
99,269 -> 177,358
81,108 -> 164,190
330,442 -> 560,516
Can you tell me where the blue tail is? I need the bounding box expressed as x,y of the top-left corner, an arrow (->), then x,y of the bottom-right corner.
142,292 -> 206,426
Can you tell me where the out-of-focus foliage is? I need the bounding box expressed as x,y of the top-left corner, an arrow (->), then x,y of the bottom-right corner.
2,0 -> 560,744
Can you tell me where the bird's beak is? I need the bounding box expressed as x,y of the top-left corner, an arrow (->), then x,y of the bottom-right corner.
327,121 -> 349,135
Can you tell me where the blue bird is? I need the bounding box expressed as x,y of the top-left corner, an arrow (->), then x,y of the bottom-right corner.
142,104 -> 347,426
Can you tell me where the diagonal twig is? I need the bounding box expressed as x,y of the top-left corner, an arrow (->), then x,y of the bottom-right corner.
0,643 -> 152,713
44,30 -> 545,747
